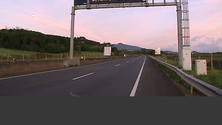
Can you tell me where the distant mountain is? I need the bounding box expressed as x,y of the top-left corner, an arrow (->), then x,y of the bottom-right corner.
163,51 -> 178,54
191,51 -> 200,54
113,43 -> 142,51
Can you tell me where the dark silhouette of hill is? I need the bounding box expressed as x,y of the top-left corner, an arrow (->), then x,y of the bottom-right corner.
0,28 -> 108,53
113,43 -> 142,51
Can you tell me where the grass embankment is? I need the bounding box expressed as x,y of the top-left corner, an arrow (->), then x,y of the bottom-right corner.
153,56 -> 222,90
0,48 -> 104,61
0,48 -> 33,56
192,54 -> 222,62
184,69 -> 222,89
154,56 -> 179,67
81,51 -> 103,58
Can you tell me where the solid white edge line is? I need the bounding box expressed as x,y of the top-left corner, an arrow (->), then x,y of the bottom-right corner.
72,72 -> 94,81
0,68 -> 69,81
130,57 -> 147,97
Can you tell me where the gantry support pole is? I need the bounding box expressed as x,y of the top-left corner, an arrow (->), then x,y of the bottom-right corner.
70,1 -> 75,59
67,1 -> 80,66
176,1 -> 183,67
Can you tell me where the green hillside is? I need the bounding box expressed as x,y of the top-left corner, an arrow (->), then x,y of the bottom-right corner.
0,28 -> 112,54
0,28 -> 157,57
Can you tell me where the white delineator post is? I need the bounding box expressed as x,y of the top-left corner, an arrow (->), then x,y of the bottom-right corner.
70,1 -> 75,59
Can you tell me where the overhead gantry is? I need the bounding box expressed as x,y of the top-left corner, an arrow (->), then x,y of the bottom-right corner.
69,0 -> 191,69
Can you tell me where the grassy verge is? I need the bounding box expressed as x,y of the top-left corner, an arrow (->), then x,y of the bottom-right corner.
0,48 -> 104,62
79,51 -> 104,59
192,54 -> 222,62
2,73 -> 18,77
81,51 -> 103,55
154,56 -> 179,67
152,56 -> 222,90
0,48 -> 33,56
183,69 -> 222,89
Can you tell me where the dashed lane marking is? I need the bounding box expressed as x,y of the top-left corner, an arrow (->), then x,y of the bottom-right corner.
72,72 -> 94,81
115,64 -> 120,67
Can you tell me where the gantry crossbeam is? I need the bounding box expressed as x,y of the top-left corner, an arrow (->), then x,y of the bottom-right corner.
75,2 -> 178,10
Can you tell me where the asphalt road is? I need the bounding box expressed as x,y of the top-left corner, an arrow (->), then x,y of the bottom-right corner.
0,56 -> 184,96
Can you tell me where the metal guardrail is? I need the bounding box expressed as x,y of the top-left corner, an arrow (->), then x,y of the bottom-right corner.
149,56 -> 222,96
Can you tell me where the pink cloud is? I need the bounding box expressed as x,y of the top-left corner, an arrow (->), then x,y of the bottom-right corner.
190,0 -> 222,38
75,25 -> 103,42
12,13 -> 69,36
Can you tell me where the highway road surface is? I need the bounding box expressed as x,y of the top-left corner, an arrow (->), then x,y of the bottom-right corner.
0,56 -> 184,96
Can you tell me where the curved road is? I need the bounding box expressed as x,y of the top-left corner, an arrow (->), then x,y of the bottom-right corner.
0,56 -> 184,96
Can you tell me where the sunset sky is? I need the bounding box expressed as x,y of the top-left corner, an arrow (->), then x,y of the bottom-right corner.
0,0 -> 222,52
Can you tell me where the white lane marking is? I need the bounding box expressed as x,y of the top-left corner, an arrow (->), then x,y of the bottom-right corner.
130,57 -> 147,97
70,91 -> 77,97
126,61 -> 129,63
72,72 -> 94,81
115,64 -> 120,67
70,91 -> 84,97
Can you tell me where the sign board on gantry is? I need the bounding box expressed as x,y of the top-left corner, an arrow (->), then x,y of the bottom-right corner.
75,0 -> 145,5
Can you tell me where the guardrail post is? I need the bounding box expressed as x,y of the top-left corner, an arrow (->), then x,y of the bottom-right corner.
190,86 -> 193,95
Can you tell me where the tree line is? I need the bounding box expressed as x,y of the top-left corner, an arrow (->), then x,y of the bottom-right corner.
0,28 -> 123,55
0,28 -> 157,57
